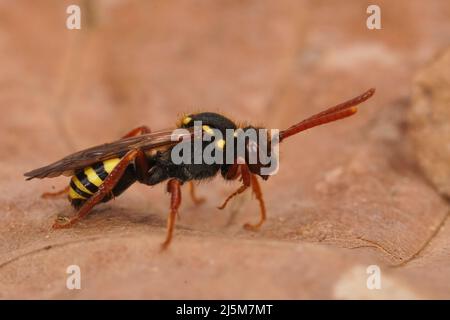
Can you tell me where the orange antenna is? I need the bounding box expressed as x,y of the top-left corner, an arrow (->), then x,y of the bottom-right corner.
279,88 -> 375,142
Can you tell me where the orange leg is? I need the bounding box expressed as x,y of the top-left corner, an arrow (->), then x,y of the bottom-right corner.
189,181 -> 205,205
52,149 -> 140,229
121,125 -> 151,139
224,163 -> 240,180
161,179 -> 182,250
218,165 -> 266,231
41,186 -> 70,199
218,164 -> 251,210
218,185 -> 248,210
243,174 -> 266,231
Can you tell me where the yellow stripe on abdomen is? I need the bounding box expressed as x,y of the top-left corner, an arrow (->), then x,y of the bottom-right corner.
69,158 -> 122,203
69,186 -> 86,199
103,158 -> 121,174
84,167 -> 103,187
72,175 -> 93,195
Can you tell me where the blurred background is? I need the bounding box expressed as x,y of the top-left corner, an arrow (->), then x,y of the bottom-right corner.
0,0 -> 449,299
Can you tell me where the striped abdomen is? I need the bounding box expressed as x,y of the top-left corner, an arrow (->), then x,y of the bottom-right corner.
69,158 -> 137,208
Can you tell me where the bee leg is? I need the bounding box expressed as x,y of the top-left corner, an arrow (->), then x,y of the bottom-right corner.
121,126 -> 151,138
161,179 -> 182,250
217,185 -> 248,209
41,186 -> 70,199
243,174 -> 266,231
189,181 -> 205,205
217,164 -> 251,210
52,149 -> 140,229
132,150 -> 184,249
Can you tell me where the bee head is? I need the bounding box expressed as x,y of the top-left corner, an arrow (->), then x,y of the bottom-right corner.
235,126 -> 278,180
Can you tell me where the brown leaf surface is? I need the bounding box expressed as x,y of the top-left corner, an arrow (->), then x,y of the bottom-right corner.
0,0 -> 449,299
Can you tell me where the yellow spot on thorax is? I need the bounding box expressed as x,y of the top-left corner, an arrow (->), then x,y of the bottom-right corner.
202,125 -> 214,135
216,139 -> 226,149
182,116 -> 192,125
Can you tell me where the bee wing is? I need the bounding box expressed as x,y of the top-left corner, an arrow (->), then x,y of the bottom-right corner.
24,128 -> 193,180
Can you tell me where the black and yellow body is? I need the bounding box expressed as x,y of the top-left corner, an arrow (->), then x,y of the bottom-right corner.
69,158 -> 137,208
68,112 -> 244,209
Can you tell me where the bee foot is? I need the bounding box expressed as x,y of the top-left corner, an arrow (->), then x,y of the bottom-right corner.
243,223 -> 261,232
52,216 -> 74,229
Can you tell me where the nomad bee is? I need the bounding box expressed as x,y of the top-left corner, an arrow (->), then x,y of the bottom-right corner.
25,88 -> 375,249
